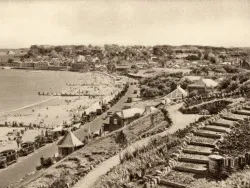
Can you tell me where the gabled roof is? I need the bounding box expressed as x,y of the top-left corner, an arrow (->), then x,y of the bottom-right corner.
57,131 -> 83,148
188,79 -> 206,88
116,108 -> 145,119
143,106 -> 158,115
165,85 -> 187,99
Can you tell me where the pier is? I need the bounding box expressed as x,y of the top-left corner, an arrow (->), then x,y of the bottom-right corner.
38,92 -> 104,97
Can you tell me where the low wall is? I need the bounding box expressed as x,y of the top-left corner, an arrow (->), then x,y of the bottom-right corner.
180,99 -> 233,114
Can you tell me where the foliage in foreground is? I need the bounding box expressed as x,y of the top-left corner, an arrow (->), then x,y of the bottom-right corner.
216,120 -> 250,157
95,135 -> 181,188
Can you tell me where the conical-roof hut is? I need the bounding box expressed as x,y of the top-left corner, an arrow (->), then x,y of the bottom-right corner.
57,130 -> 83,157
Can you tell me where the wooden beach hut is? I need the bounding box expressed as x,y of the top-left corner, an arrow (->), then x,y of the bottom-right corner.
57,130 -> 83,157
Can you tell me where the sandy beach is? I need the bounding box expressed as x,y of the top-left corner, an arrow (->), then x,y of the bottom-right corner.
0,72 -> 124,145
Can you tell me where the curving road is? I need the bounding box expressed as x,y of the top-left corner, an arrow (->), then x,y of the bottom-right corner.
0,143 -> 57,188
0,81 -> 136,188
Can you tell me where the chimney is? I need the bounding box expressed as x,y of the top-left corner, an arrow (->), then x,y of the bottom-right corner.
121,110 -> 124,119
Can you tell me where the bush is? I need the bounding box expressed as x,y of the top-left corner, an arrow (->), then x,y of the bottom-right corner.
217,121 -> 250,156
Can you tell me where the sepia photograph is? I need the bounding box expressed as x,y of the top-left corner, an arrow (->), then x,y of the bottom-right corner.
0,0 -> 250,187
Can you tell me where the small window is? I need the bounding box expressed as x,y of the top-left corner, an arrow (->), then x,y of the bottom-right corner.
114,119 -> 117,125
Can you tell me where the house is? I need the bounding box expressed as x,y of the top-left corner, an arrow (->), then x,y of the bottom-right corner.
0,55 -> 11,65
187,78 -> 218,96
106,108 -> 145,132
12,61 -> 22,68
76,55 -> 87,63
34,61 -> 49,70
187,79 -> 207,95
104,106 -> 157,132
94,64 -> 107,72
57,130 -> 83,157
0,52 -> 16,65
164,85 -> 187,100
14,51 -> 26,61
71,63 -> 90,72
22,62 -> 34,68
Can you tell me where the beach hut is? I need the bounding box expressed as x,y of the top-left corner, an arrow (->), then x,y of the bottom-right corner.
57,130 -> 83,157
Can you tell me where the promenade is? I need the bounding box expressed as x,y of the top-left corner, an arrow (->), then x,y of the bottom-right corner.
0,81 -> 135,188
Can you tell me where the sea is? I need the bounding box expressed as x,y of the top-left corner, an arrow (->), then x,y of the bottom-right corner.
0,69 -> 81,113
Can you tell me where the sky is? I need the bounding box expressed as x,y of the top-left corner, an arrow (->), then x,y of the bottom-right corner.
0,0 -> 250,48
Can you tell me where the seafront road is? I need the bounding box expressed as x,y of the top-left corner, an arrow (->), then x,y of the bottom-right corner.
73,103 -> 201,188
0,81 -> 137,188
0,143 -> 58,188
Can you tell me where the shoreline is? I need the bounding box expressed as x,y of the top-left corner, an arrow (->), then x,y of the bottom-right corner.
0,97 -> 58,115
0,71 -> 121,128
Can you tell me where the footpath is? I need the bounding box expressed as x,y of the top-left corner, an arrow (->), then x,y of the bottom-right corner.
73,103 -> 200,188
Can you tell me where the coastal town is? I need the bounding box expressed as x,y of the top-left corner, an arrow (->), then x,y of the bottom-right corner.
1,0 -> 250,188
1,44 -> 250,188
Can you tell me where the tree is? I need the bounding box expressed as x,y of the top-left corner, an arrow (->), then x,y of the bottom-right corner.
218,77 -> 231,90
161,108 -> 173,126
141,87 -> 159,98
223,65 -> 240,73
197,51 -> 202,59
201,66 -> 209,75
227,81 -> 239,92
179,78 -> 192,90
8,59 -> 14,65
54,46 -> 63,52
204,52 -> 209,60
189,90 -> 198,97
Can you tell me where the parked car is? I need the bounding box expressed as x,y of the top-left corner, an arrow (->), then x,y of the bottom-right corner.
0,149 -> 18,168
19,141 -> 35,156
34,136 -> 47,148
46,132 -> 58,143
127,97 -> 132,103
122,105 -> 131,110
